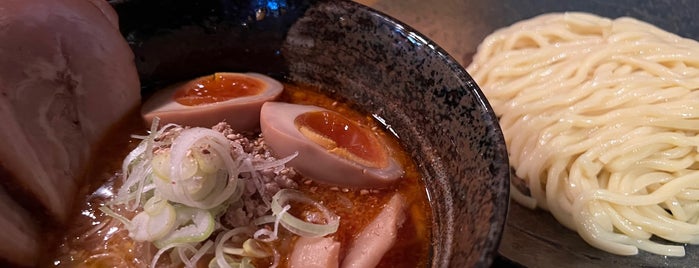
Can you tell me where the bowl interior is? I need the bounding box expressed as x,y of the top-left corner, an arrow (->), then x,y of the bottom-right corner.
113,0 -> 510,267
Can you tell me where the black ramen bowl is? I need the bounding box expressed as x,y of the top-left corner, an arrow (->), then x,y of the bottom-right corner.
111,0 -> 510,267
357,1 -> 699,267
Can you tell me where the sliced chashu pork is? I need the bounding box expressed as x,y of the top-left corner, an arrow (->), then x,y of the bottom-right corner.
0,0 -> 140,265
287,194 -> 407,268
342,193 -> 407,268
289,236 -> 341,268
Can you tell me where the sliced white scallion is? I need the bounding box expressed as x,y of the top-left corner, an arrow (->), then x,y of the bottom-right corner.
98,206 -> 131,228
151,152 -> 171,179
213,227 -> 256,268
159,127 -> 242,209
118,117 -> 175,211
175,243 -> 200,268
128,196 -> 177,242
176,240 -> 214,268
193,146 -> 226,174
98,197 -> 178,243
103,118 -> 341,267
271,189 -> 340,237
154,207 -> 215,248
151,242 -> 185,268
222,246 -> 245,256
151,242 -> 201,268
217,239 -> 273,266
254,204 -> 290,242
242,239 -> 272,258
117,160 -> 154,211
187,171 -> 228,202
170,128 -> 233,182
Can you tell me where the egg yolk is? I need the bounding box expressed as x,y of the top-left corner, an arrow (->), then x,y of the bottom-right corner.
173,73 -> 264,106
295,111 -> 389,168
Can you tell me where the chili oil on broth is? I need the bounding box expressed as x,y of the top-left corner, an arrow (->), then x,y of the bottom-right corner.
46,81 -> 432,268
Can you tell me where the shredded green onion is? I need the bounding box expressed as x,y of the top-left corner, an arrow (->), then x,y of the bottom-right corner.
99,118 -> 339,267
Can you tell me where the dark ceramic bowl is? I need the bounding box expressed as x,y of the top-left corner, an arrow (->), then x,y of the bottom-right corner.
358,1 -> 699,267
111,0 -> 510,267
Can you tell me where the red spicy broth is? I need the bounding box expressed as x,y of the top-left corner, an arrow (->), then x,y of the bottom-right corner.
45,81 -> 432,268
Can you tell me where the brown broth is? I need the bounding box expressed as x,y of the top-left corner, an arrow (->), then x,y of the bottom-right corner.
45,82 -> 432,268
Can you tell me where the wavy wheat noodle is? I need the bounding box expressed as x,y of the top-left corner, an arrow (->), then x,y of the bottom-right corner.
467,12 -> 699,256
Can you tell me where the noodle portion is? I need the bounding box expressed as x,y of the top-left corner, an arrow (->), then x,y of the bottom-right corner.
467,12 -> 699,256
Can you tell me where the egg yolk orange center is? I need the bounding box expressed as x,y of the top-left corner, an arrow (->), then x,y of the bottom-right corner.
295,111 -> 388,168
174,73 -> 264,106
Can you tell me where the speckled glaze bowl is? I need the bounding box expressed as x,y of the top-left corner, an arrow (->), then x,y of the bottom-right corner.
358,1 -> 699,267
112,0 -> 510,267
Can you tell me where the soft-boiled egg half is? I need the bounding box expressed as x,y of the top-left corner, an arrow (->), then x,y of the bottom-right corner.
260,102 -> 404,188
141,72 -> 283,131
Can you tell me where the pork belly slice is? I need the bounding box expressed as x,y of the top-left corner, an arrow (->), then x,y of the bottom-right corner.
341,193 -> 407,268
289,236 -> 341,268
0,0 -> 140,223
